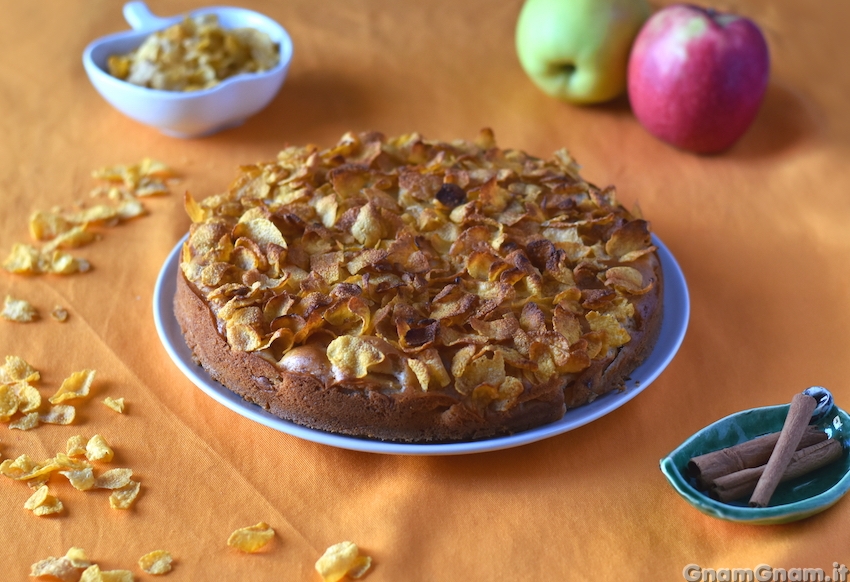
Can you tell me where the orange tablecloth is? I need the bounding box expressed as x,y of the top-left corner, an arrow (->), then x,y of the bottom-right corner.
2,1 -> 849,579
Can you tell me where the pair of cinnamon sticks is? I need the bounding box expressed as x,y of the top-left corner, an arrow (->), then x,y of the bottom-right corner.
688,393 -> 843,506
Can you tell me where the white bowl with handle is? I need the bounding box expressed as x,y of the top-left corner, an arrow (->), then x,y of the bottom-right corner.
83,1 -> 293,138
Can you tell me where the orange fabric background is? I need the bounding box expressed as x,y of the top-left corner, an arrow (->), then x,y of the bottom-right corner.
2,1 -> 849,579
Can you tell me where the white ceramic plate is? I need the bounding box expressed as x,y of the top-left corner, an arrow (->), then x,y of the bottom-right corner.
153,235 -> 689,455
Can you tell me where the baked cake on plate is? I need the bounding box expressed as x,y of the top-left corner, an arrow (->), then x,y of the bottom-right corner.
174,129 -> 663,443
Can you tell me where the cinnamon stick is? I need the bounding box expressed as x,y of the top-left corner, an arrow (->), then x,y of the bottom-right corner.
749,393 -> 818,507
688,426 -> 827,489
709,438 -> 844,503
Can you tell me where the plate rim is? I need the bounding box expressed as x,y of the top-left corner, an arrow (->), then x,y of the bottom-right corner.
153,234 -> 690,455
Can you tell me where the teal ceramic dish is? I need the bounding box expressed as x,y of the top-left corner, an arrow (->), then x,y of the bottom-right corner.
661,404 -> 850,525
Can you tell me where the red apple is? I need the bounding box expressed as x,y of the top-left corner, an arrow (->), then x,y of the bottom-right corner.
627,4 -> 770,154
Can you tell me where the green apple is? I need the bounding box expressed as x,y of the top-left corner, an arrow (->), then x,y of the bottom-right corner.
516,0 -> 651,104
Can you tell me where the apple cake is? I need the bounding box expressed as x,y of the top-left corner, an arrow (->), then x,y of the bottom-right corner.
174,129 -> 663,443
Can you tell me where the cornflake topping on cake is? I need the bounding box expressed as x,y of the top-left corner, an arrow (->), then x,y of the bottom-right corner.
179,129 -> 658,422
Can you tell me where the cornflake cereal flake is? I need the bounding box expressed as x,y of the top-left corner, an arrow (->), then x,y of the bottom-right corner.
30,548 -> 92,582
15,381 -> 43,412
79,564 -> 134,582
1,354 -> 40,383
138,550 -> 173,575
86,434 -> 114,462
109,480 -> 141,509
227,522 -> 275,553
24,484 -> 65,516
9,411 -> 40,430
94,467 -> 133,489
0,383 -> 18,421
1,295 -> 38,322
60,466 -> 96,491
102,396 -> 125,413
40,404 -> 77,425
315,541 -> 372,582
67,435 -> 87,456
49,369 -> 96,403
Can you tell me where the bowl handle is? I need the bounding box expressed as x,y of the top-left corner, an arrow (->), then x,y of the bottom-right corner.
123,1 -> 176,31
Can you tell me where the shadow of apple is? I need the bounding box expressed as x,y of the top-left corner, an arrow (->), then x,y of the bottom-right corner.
728,82 -> 823,159
583,82 -> 822,160
586,92 -> 633,116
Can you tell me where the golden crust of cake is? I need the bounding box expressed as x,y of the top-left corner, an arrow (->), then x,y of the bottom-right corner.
175,129 -> 664,443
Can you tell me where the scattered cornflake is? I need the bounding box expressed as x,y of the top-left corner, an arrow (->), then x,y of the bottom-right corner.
102,396 -> 125,413
43,224 -> 98,250
27,475 -> 51,490
62,439 -> 85,462
1,454 -> 59,482
115,198 -> 146,220
138,550 -> 173,575
2,243 -> 91,275
49,369 -> 96,404
86,434 -> 114,462
226,522 -> 275,553
2,243 -> 40,274
15,381 -> 42,412
109,479 -> 141,510
9,411 -> 39,430
64,204 -> 119,226
31,499 -> 67,517
40,404 -> 77,425
1,295 -> 39,322
94,468 -> 133,489
0,383 -> 18,421
315,541 -> 372,582
92,157 -> 176,189
5,159 -> 177,277
1,354 -> 40,383
29,209 -> 73,241
23,484 -> 64,516
65,547 -> 93,569
30,547 -> 92,582
60,466 -> 95,491
1,453 -> 37,479
79,564 -> 134,582
52,306 -> 70,322
55,452 -> 91,471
